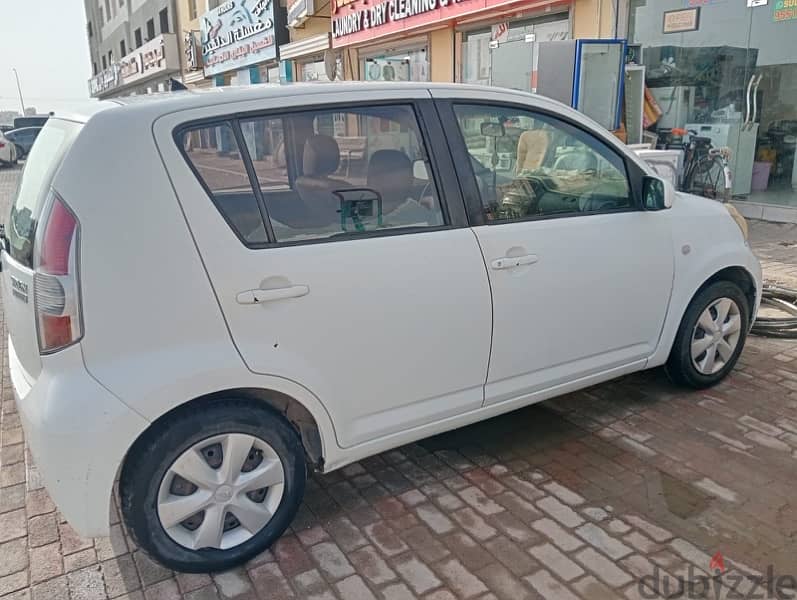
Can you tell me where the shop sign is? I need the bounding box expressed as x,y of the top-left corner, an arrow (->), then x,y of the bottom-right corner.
773,0 -> 797,20
662,7 -> 700,33
87,34 -> 179,97
120,34 -> 179,86
333,0 -> 475,38
88,64 -> 121,96
200,0 -> 277,76
184,30 -> 200,70
331,0 -> 564,47
288,0 -> 315,27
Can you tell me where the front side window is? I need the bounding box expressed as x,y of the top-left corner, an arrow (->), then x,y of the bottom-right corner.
240,105 -> 444,244
181,122 -> 268,244
453,104 -> 632,221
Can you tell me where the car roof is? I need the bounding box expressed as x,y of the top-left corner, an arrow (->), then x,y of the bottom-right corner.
54,82 -> 567,124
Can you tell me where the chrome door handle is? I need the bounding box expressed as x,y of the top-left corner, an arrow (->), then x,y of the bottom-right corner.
490,254 -> 538,270
236,285 -> 309,305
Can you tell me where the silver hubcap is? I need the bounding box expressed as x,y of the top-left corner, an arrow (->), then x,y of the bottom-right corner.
157,433 -> 285,551
691,297 -> 742,375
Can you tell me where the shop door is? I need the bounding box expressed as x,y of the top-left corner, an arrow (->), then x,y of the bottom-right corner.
630,0 -> 797,206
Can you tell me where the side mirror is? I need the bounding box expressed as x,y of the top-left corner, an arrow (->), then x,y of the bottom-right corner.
643,176 -> 671,210
480,122 -> 506,137
412,159 -> 429,181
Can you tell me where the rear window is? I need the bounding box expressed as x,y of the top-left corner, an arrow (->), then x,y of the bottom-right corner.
8,119 -> 81,268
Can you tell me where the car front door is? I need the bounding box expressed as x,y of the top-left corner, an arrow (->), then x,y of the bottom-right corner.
437,97 -> 674,406
161,96 -> 492,449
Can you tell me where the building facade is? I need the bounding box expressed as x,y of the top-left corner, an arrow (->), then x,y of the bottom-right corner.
625,0 -> 797,215
85,0 -> 182,98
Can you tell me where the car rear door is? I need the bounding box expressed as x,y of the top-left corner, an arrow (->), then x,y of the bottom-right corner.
434,93 -> 674,405
155,91 -> 492,449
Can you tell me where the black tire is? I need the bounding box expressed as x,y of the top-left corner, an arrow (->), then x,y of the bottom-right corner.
120,399 -> 306,573
666,280 -> 749,389
685,156 -> 724,199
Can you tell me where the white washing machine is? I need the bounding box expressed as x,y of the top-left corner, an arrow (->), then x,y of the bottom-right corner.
685,122 -> 758,196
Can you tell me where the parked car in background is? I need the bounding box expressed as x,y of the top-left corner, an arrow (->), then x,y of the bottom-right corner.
5,127 -> 42,159
13,115 -> 49,129
1,83 -> 761,573
0,131 -> 18,166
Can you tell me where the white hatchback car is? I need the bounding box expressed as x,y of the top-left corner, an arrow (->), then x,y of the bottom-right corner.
2,83 -> 760,572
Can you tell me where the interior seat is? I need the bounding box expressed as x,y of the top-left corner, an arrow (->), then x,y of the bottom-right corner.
293,134 -> 350,227
366,149 -> 413,212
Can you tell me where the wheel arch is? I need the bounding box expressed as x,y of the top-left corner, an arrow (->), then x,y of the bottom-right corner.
695,265 -> 758,318
113,387 -> 327,525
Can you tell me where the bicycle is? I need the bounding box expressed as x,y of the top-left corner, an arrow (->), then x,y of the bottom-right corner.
672,128 -> 733,202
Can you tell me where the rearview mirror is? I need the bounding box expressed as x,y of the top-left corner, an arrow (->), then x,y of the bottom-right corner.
413,159 -> 429,181
481,122 -> 506,137
643,176 -> 670,210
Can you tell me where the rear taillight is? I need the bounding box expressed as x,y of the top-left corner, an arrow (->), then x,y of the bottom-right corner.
33,191 -> 83,353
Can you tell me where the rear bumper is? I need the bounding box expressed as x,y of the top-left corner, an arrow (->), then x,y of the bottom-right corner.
11,337 -> 149,537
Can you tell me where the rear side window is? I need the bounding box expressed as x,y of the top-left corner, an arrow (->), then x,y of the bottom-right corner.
8,119 -> 81,268
180,123 -> 268,244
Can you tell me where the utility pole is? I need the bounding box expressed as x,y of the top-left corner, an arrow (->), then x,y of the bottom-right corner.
12,68 -> 26,115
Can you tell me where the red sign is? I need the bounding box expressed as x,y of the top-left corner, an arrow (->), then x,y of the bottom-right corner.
331,0 -> 566,47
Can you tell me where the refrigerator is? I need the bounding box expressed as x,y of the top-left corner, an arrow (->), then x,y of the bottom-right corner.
536,39 -> 626,131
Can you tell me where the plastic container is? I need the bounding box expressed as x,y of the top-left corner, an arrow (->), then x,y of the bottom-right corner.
751,161 -> 771,192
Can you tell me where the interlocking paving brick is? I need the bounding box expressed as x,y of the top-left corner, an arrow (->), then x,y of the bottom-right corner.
0,538 -> 28,577
0,509 -> 27,543
575,523 -> 633,560
529,543 -> 584,582
143,578 -> 182,600
29,541 -> 64,584
65,548 -> 99,573
574,547 -> 633,588
102,555 -> 141,598
212,569 -> 253,599
415,503 -> 455,534
451,508 -> 498,542
542,482 -> 585,506
67,565 -> 107,600
536,497 -> 585,529
623,516 -> 673,543
31,575 -> 69,600
393,555 -> 441,595
484,536 -> 538,577
524,569 -> 581,600
334,575 -> 376,600
308,542 -> 355,580
348,545 -> 396,585
476,563 -> 537,600
28,513 -> 59,548
531,518 -> 584,552
248,563 -> 294,599
434,558 -> 488,598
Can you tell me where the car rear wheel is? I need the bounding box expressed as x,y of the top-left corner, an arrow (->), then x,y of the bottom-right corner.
666,280 -> 749,389
120,399 -> 306,572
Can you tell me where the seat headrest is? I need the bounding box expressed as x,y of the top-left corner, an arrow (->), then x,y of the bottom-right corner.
367,150 -> 411,186
303,134 -> 340,177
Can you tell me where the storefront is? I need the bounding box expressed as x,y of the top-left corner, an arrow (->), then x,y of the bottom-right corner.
627,0 -> 797,214
330,0 -> 572,86
88,33 -> 181,99
280,0 -> 339,82
200,0 -> 287,86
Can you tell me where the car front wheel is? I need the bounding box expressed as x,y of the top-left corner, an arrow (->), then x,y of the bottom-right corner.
120,399 -> 306,572
666,280 -> 749,389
